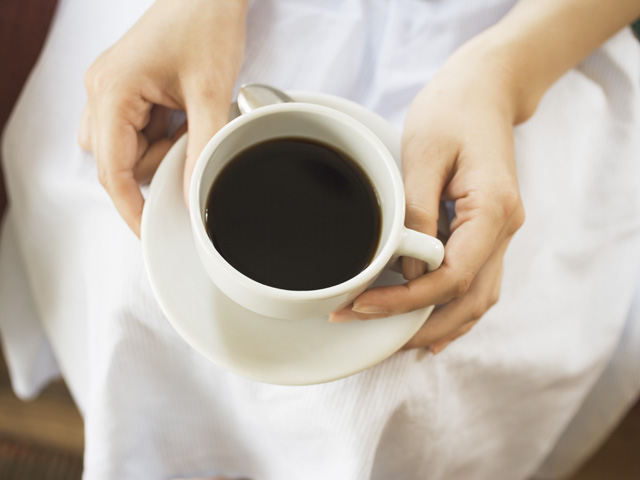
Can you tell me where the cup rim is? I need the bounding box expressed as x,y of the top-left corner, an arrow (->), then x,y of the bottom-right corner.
189,102 -> 406,300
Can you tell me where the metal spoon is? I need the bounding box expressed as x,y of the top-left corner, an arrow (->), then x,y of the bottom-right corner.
236,83 -> 293,115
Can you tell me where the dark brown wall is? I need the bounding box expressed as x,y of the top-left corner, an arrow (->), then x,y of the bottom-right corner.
0,0 -> 59,221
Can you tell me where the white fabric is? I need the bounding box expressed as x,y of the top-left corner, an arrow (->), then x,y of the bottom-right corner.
534,269 -> 640,479
1,0 -> 640,479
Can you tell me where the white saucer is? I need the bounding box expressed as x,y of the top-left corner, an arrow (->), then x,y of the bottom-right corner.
141,91 -> 434,386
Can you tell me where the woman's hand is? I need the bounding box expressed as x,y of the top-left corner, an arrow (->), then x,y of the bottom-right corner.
79,0 -> 247,236
330,0 -> 640,354
331,0 -> 640,353
330,39 -> 527,354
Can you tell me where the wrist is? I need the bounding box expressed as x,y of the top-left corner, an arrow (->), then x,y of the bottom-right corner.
460,0 -> 640,125
450,30 -> 548,126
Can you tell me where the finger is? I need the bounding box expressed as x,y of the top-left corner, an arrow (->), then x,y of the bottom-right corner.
133,137 -> 173,184
329,268 -> 453,322
330,219 -> 508,325
143,105 -> 173,144
427,319 -> 479,355
78,104 -> 92,151
135,131 -> 149,162
402,241 -> 506,350
400,134 -> 456,280
96,115 -> 145,236
183,95 -> 230,205
343,185 -> 509,319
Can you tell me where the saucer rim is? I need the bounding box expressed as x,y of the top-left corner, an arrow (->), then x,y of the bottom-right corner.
141,91 -> 433,385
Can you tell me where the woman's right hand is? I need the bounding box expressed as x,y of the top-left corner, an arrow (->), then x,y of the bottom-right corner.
79,0 -> 248,236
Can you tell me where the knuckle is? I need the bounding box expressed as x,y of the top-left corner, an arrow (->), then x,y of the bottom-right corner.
453,268 -> 475,297
405,196 -> 437,230
116,96 -> 149,130
403,134 -> 439,158
84,64 -> 110,95
488,290 -> 500,308
97,166 -> 110,189
185,69 -> 227,102
469,301 -> 487,321
460,319 -> 479,337
496,186 -> 521,220
197,82 -> 218,102
510,203 -> 526,232
78,136 -> 89,151
472,185 -> 522,224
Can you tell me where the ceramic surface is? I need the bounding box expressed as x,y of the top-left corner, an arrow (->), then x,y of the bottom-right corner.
141,92 -> 435,385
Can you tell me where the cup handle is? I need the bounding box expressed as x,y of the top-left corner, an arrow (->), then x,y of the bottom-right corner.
396,227 -> 445,273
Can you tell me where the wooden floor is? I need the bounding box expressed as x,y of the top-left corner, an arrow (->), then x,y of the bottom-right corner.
0,350 -> 83,456
0,344 -> 638,478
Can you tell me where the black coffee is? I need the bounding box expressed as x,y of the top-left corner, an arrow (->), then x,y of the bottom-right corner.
205,137 -> 381,291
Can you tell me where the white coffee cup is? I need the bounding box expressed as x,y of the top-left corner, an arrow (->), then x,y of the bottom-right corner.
189,102 -> 444,320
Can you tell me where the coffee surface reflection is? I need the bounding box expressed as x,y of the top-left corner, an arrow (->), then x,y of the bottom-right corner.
205,138 -> 381,291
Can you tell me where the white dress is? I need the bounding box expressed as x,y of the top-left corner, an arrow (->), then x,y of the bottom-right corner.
1,0 -> 640,479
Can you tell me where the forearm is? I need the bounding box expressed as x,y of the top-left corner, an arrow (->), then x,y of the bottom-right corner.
458,0 -> 640,123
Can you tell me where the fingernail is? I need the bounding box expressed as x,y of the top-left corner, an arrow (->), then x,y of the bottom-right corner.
329,310 -> 360,322
403,258 -> 426,281
429,340 -> 451,355
352,304 -> 387,315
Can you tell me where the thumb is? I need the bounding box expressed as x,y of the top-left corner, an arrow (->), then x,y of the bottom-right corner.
183,99 -> 229,205
401,136 -> 453,280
